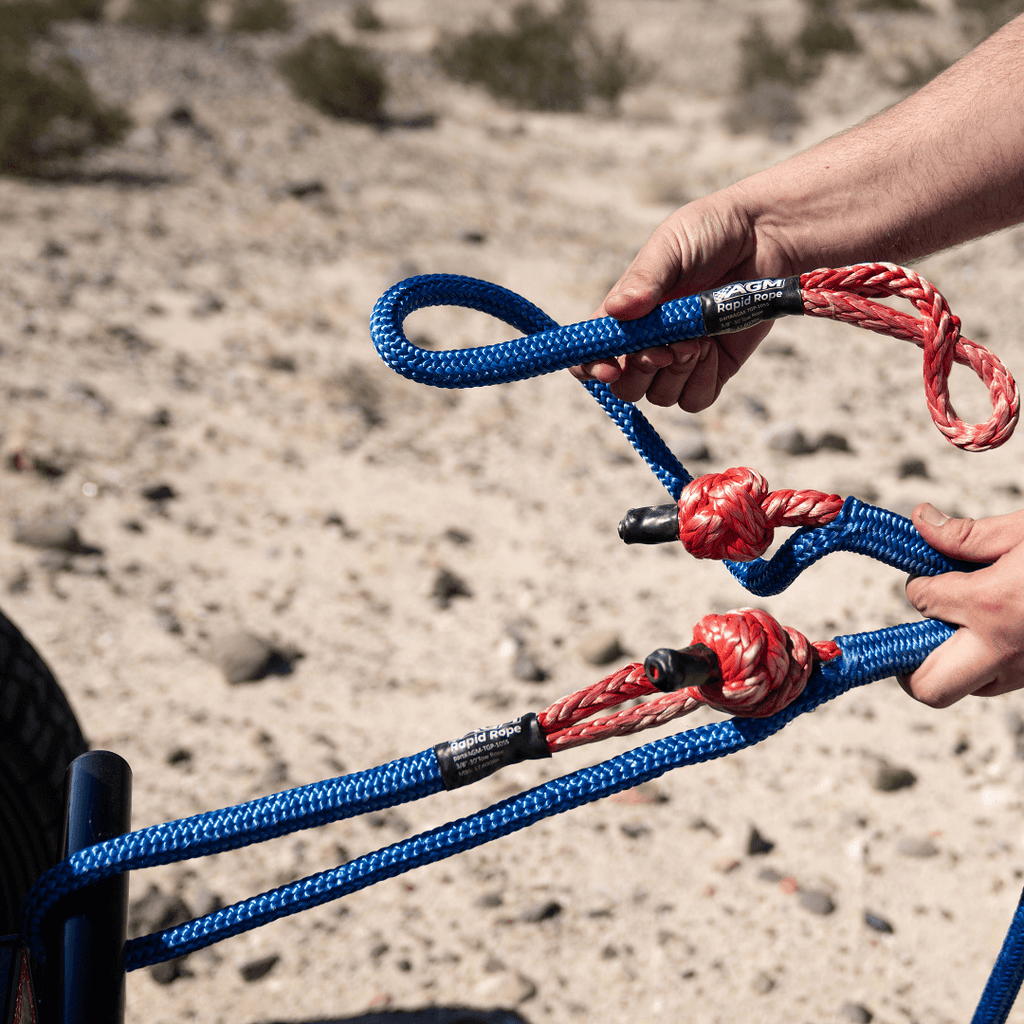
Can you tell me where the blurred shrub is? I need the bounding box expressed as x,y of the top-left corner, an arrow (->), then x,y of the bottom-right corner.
278,32 -> 387,122
735,15 -> 808,91
228,0 -> 292,32
856,0 -> 932,11
954,0 -> 1024,36
122,0 -> 208,34
0,48 -> 131,173
351,2 -> 383,31
52,0 -> 107,20
796,0 -> 860,63
885,45 -> 951,88
433,0 -> 649,112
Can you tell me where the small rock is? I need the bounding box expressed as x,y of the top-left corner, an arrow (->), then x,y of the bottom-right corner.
817,431 -> 852,452
897,836 -> 939,857
142,483 -> 177,502
432,567 -> 472,608
476,892 -> 503,908
799,890 -> 835,915
765,423 -> 815,455
284,178 -> 326,199
840,1002 -> 873,1023
166,747 -> 192,767
40,238 -> 68,259
458,229 -> 487,244
239,953 -> 280,982
512,648 -> 546,682
868,758 -> 917,792
758,867 -> 783,883
473,970 -> 537,1005
674,428 -> 711,462
154,606 -> 183,634
897,456 -> 929,479
520,900 -> 561,923
751,972 -> 775,994
14,520 -> 91,554
577,629 -> 623,666
620,822 -> 651,839
7,567 -> 29,595
129,886 -> 192,940
444,527 -> 472,545
148,407 -> 172,427
267,354 -> 297,372
209,631 -> 275,684
864,911 -> 894,934
747,826 -> 775,856
191,292 -> 224,317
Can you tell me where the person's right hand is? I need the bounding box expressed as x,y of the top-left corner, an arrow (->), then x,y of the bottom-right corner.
570,188 -> 803,412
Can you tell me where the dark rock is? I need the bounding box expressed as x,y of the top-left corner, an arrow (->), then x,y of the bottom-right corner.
897,836 -> 939,857
267,354 -> 297,372
154,606 -> 183,634
191,292 -> 225,317
129,886 -> 192,939
747,826 -> 775,856
142,483 -> 177,502
14,520 -> 98,554
840,1002 -> 873,1023
123,519 -> 145,533
444,527 -> 472,545
477,892 -> 504,908
167,104 -> 195,127
620,822 -> 651,839
577,629 -> 623,666
166,747 -> 192,767
285,179 -> 326,199
239,953 -> 280,982
864,911 -> 894,934
432,567 -> 472,608
817,431 -> 852,452
765,423 -> 815,455
149,958 -> 191,985
512,648 -> 546,682
148,407 -> 172,427
868,759 -> 917,792
751,972 -> 775,994
897,456 -> 928,479
40,238 -> 68,258
459,229 -> 487,244
520,900 -> 561,923
108,324 -> 153,353
209,631 -> 277,684
799,890 -> 835,915
7,567 -> 29,594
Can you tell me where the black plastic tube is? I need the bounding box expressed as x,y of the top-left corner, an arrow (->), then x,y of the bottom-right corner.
46,751 -> 132,1024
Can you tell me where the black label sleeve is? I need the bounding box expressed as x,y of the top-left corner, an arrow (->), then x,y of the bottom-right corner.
699,277 -> 803,335
434,713 -> 551,791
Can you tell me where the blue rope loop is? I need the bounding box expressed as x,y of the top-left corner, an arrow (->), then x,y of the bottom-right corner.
22,619 -> 955,969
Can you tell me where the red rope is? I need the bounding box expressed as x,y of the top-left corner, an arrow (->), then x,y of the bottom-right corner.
541,609 -> 840,751
677,467 -> 843,562
800,263 -> 1019,452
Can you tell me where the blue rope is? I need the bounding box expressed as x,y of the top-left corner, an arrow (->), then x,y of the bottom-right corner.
24,272 -> 1019,1020
22,620 -> 954,968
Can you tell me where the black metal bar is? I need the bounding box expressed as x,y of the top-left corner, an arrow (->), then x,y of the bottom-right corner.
45,751 -> 132,1024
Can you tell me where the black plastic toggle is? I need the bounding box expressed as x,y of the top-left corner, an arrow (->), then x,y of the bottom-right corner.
617,503 -> 680,545
644,643 -> 721,692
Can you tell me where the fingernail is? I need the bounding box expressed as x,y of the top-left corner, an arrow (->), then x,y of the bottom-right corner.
918,504 -> 949,527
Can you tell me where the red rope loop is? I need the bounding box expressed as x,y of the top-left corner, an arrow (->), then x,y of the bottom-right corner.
677,467 -> 843,562
540,609 -> 841,750
800,263 -> 1019,451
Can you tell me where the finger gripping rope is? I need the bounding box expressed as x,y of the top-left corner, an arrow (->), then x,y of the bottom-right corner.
677,468 -> 844,561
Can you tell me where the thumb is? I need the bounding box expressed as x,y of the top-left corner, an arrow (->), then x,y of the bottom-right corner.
602,233 -> 687,322
910,503 -> 1021,564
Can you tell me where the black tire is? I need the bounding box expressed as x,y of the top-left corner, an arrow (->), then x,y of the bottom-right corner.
0,608 -> 87,934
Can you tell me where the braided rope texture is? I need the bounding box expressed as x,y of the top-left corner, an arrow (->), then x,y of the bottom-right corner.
973,887 -> 1024,1024
29,617 -> 951,971
802,263 -> 1019,451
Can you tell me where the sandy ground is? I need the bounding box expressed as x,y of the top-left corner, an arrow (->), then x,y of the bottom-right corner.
7,1 -> 1024,1022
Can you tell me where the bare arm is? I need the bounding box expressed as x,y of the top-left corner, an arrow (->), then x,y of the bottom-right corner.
578,14 -> 1024,411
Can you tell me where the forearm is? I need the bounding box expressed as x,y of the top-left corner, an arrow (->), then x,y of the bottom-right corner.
741,14 -> 1024,271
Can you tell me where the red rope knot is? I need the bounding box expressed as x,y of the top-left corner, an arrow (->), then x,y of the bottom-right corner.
677,468 -> 843,562
691,609 -> 840,718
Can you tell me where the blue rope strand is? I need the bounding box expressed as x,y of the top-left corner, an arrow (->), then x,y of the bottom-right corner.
22,620 -> 955,967
973,887 -> 1024,1024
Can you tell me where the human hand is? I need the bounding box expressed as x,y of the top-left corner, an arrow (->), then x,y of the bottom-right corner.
571,191 -> 801,412
901,504 -> 1024,707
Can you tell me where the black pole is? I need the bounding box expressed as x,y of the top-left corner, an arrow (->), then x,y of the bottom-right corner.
47,751 -> 132,1024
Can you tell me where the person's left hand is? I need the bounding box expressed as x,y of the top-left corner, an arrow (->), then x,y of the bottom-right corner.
901,504 -> 1024,706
